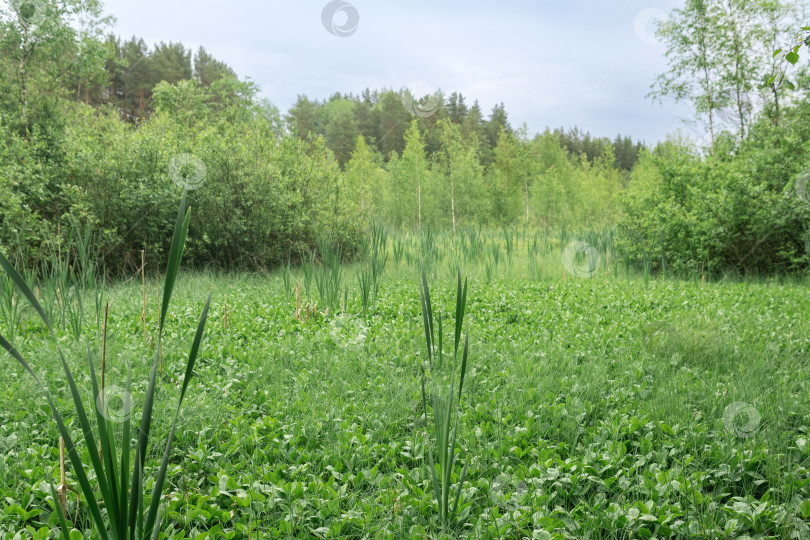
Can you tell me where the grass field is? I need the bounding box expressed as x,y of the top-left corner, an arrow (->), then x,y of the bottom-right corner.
1,236 -> 810,538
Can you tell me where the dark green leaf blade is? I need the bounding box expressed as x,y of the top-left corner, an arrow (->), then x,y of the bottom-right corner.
143,293 -> 211,535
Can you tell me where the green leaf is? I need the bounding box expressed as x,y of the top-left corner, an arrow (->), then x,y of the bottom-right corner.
786,51 -> 800,65
47,483 -> 71,540
119,367 -> 132,534
130,194 -> 190,534
420,373 -> 441,510
0,249 -> 51,331
143,292 -> 211,535
160,191 -> 191,332
784,79 -> 796,90
773,48 -> 782,58
0,251 -> 110,539
799,499 -> 810,519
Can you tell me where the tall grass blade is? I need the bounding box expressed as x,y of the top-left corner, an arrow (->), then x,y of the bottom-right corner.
160,191 -> 190,331
130,193 -> 192,535
49,482 -> 71,540
420,372 -> 442,510
144,292 -> 211,535
0,249 -> 50,331
0,332 -> 110,539
417,267 -> 472,529
120,366 -> 132,536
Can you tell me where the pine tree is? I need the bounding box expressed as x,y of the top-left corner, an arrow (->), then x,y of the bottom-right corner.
194,47 -> 235,86
286,95 -> 319,140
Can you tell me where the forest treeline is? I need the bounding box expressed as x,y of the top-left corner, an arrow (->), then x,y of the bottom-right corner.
1,0 -> 810,275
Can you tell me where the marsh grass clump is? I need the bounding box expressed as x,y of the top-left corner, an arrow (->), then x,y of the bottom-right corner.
418,265 -> 471,530
358,220 -> 387,313
314,235 -> 343,313
0,193 -> 211,539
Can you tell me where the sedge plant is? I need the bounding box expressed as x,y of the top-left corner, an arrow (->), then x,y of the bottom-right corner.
418,265 -> 471,528
0,192 -> 211,539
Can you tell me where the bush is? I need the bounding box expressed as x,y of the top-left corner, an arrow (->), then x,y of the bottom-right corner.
618,108 -> 810,277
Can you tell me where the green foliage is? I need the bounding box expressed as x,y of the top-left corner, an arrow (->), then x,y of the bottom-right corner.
3,0 -> 810,281
618,111 -> 810,276
435,120 -> 488,233
313,235 -> 344,313
0,82 -> 364,272
418,267 -> 470,529
0,193 -> 211,538
2,245 -> 810,536
767,24 -> 809,88
345,135 -> 386,223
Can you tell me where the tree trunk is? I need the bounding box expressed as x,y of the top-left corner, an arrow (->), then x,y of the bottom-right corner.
451,179 -> 456,235
19,55 -> 27,127
525,179 -> 530,225
728,1 -> 746,140
417,181 -> 422,229
695,7 -> 716,153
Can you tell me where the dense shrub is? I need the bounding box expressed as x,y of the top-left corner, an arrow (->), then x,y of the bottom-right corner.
618,106 -> 810,277
1,81 -> 365,273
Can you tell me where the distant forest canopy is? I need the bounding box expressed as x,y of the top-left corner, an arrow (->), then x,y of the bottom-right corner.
1,0 -> 810,276
86,36 -> 646,171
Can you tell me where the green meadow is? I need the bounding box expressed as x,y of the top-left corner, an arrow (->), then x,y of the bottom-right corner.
2,227 -> 809,539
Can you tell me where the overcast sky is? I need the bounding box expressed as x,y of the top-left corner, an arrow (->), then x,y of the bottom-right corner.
101,0 -> 688,145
